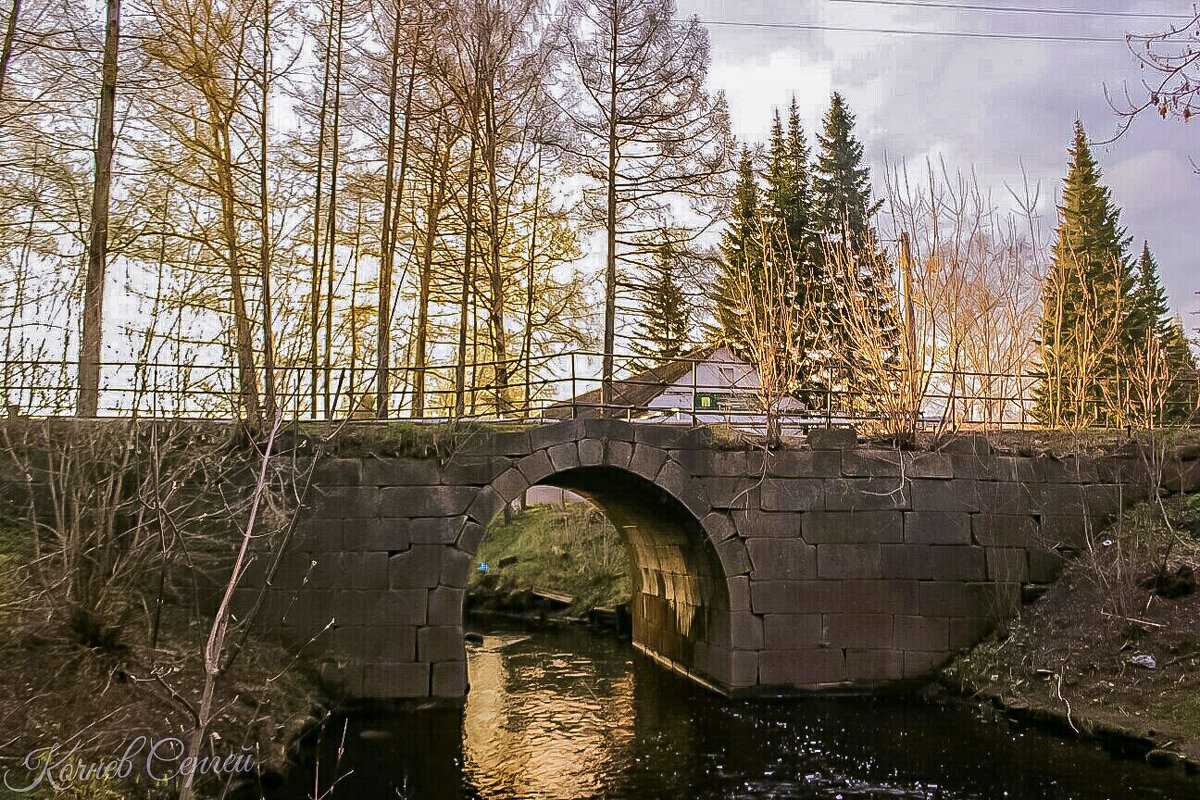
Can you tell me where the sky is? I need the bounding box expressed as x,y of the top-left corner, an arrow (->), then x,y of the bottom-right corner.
674,0 -> 1200,323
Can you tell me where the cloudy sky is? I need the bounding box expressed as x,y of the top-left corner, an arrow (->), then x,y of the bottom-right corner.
674,0 -> 1200,322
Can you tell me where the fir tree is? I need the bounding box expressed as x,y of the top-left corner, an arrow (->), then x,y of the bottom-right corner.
765,99 -> 816,266
1129,241 -> 1171,345
631,233 -> 693,367
810,92 -> 893,406
1163,315 -> 1200,423
714,145 -> 764,350
812,92 -> 880,253
1034,120 -> 1135,426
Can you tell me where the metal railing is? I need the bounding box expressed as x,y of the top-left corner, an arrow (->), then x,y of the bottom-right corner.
1,351 -> 1196,430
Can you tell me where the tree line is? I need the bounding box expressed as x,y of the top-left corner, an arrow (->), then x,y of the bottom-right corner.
0,0 -> 729,423
0,0 -> 1195,429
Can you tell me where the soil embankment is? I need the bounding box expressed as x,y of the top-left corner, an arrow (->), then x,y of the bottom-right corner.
941,493 -> 1200,774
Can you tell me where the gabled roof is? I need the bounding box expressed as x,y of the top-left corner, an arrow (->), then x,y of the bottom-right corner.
543,343 -> 724,419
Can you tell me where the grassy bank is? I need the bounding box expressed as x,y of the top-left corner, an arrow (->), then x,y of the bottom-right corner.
471,503 -> 631,615
941,493 -> 1200,771
0,520 -> 324,799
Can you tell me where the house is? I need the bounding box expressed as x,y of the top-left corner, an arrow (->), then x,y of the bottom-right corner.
543,344 -> 809,425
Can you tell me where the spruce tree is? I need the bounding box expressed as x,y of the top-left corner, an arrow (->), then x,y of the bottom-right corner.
632,233 -> 693,367
1163,316 -> 1200,422
714,145 -> 763,350
810,92 -> 893,406
1129,241 -> 1171,345
1034,120 -> 1135,425
812,92 -> 880,253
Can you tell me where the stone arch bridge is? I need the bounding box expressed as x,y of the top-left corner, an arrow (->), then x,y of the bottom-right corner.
253,419 -> 1181,702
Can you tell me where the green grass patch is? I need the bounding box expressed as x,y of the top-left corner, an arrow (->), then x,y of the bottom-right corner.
473,503 -> 630,612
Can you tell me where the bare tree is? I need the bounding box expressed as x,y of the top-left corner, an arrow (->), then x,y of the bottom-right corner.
555,0 -> 730,409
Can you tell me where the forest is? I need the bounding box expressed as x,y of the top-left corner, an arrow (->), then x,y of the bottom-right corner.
0,0 -> 1196,431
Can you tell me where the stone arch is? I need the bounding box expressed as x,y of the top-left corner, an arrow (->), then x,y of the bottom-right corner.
447,439 -> 747,694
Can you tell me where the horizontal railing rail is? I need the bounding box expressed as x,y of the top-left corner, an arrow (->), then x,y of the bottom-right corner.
0,351 -> 1196,430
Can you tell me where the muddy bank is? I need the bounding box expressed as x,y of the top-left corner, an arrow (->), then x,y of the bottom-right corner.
940,494 -> 1200,777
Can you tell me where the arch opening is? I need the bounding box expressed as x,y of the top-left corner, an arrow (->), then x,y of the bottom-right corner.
470,465 -> 733,693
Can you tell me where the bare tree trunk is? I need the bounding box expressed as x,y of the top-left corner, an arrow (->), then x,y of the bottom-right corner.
213,117 -> 261,424
455,134 -> 477,418
376,4 -> 417,420
0,0 -> 20,103
483,85 -> 509,411
77,0 -> 120,417
258,0 -> 276,419
413,124 -> 447,419
601,11 -> 618,411
309,0 -> 336,416
322,2 -> 343,417
522,150 -> 542,416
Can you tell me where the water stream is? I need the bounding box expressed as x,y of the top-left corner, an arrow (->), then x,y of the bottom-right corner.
264,621 -> 1196,799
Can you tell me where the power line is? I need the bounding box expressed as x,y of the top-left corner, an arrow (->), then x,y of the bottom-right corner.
702,19 -> 1121,43
826,0 -> 1191,21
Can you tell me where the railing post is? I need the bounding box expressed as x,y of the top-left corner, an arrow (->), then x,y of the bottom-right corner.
690,359 -> 697,426
570,352 -> 577,420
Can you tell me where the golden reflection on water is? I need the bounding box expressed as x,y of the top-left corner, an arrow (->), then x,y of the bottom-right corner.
463,633 -> 636,799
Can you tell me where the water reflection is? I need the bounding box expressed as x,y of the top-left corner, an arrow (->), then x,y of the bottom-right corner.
265,622 -> 1197,800
463,632 -> 635,798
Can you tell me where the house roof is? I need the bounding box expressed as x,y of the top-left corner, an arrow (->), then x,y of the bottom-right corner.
542,343 -> 723,419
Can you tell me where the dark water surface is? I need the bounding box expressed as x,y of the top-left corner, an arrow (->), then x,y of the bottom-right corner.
275,622 -> 1197,799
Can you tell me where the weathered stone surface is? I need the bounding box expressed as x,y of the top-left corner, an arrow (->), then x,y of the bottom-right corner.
841,579 -> 920,614
427,587 -> 465,625
971,514 -> 1037,547
360,457 -> 440,486
881,544 -> 934,580
808,428 -> 857,450
825,477 -> 910,511
985,547 -> 1028,582
379,486 -> 476,517
762,614 -> 823,650
310,486 -> 377,518
491,468 -> 529,504
418,625 -> 465,663
817,543 -> 882,579
546,442 -> 580,472
905,512 -> 972,545
846,649 -> 903,681
577,438 -> 605,466
908,479 -> 978,513
388,545 -> 446,589
515,450 -> 554,484
732,509 -> 800,538
804,511 -> 903,544
432,660 -> 467,697
759,648 -> 846,684
929,545 -> 987,580
628,444 -> 668,481
768,450 -> 842,478
902,650 -> 949,678
750,580 -> 842,614
729,612 -> 764,649
362,662 -> 429,697
761,478 -> 824,511
893,615 -> 949,651
824,613 -> 893,649
313,458 -> 363,486
746,538 -> 816,580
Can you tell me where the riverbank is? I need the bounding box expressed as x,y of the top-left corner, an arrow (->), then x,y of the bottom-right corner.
940,492 -> 1200,774
0,522 -> 326,799
469,503 -> 630,618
